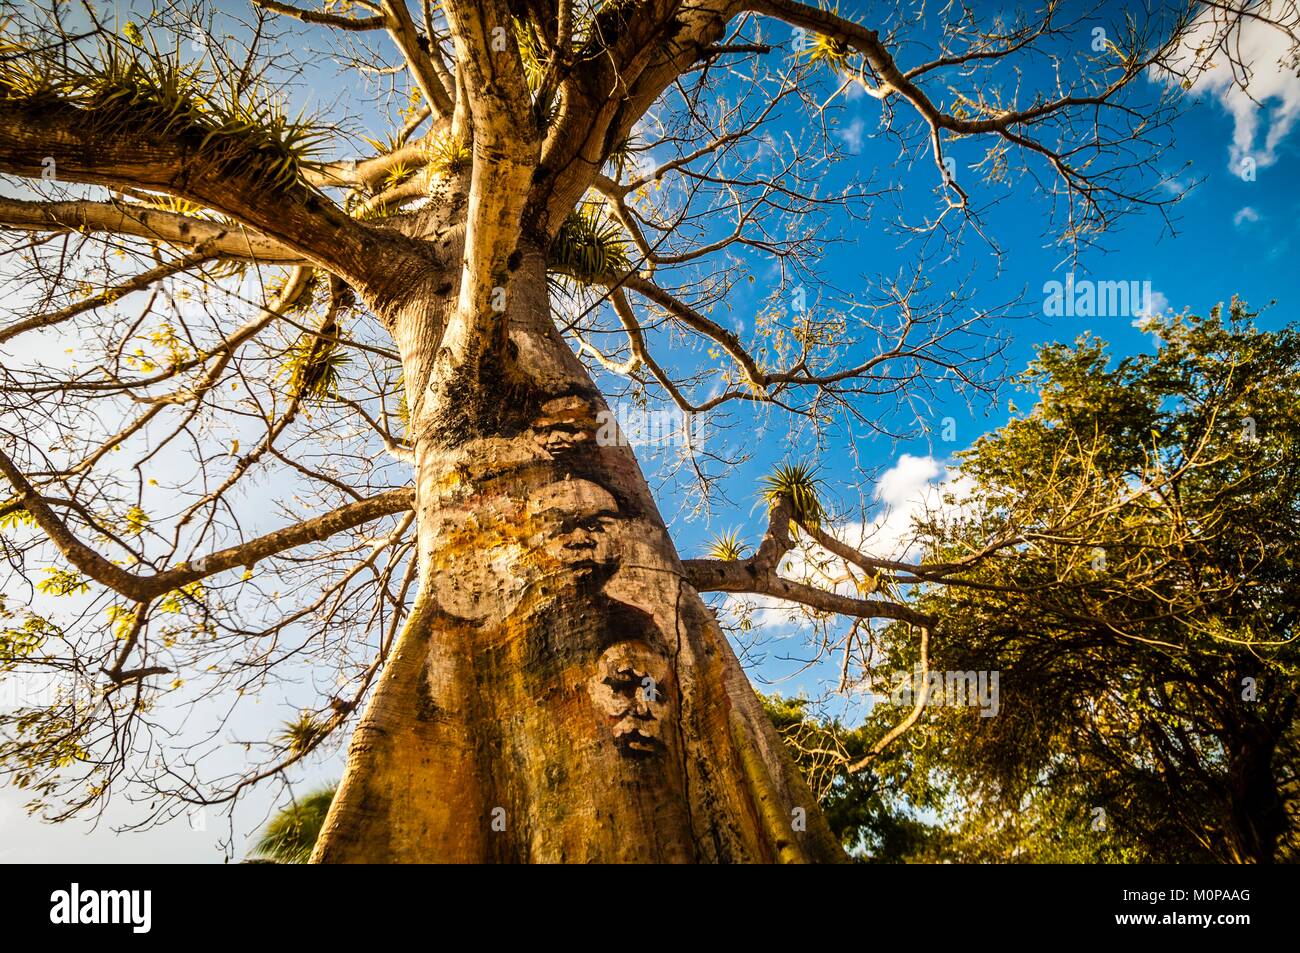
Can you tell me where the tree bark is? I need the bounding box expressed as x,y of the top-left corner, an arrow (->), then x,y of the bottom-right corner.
311,246 -> 844,863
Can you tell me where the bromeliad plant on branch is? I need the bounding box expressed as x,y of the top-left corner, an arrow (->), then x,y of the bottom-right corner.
0,0 -> 1294,863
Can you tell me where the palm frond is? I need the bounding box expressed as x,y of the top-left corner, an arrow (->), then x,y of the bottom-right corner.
251,784 -> 337,864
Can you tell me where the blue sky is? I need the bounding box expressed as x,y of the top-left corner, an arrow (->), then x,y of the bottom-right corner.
2,0 -> 1298,861
643,3 -> 1300,710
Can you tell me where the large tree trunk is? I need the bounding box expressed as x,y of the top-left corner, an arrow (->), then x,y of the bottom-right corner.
311,246 -> 844,863
1223,727 -> 1284,864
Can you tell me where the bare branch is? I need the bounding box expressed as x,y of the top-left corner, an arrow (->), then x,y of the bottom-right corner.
251,0 -> 386,31
0,442 -> 413,602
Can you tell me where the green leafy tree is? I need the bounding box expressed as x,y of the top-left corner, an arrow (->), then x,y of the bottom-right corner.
761,694 -> 942,861
251,784 -> 338,864
893,301 -> 1300,863
761,303 -> 1299,863
0,0 -> 1293,863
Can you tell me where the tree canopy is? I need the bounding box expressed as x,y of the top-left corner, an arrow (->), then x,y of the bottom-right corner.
769,302 -> 1300,863
0,0 -> 1296,860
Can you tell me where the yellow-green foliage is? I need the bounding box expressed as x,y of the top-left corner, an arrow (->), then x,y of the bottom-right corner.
794,4 -> 854,71
123,505 -> 149,537
426,131 -> 470,176
36,568 -> 90,598
281,333 -> 350,402
551,206 -> 631,282
803,31 -> 853,69
0,506 -> 35,533
761,462 -> 825,529
513,17 -> 546,91
706,529 -> 749,561
156,581 -> 204,616
277,712 -> 328,755
1,614 -> 57,664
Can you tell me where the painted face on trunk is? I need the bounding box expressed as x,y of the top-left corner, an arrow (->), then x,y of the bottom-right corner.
588,641 -> 670,756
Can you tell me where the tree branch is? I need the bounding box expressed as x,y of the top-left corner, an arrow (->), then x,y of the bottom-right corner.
0,245 -> 217,346
437,0 -> 540,362
0,444 -> 413,603
847,623 -> 931,773
0,99 -> 417,291
683,497 -> 933,627
379,0 -> 455,120
251,0 -> 386,31
0,196 -> 303,262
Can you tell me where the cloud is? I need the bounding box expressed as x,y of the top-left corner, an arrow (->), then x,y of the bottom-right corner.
722,455 -> 975,629
1154,0 -> 1300,177
1157,176 -> 1191,197
1233,205 -> 1262,226
877,453 -> 941,506
1138,288 -> 1169,321
837,117 -> 865,152
848,454 -> 978,562
1132,289 -> 1171,342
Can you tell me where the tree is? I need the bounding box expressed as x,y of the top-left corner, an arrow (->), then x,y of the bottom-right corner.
0,1 -> 1293,862
907,302 -> 1300,864
250,783 -> 338,863
760,694 -> 945,861
768,303 -> 1300,863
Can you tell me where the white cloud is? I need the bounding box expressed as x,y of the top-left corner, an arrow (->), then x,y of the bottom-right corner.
1137,288 -> 1169,321
837,117 -> 865,152
720,455 -> 976,633
840,454 -> 978,564
876,453 -> 941,508
1154,0 -> 1300,176
1157,176 -> 1191,197
1233,205 -> 1262,225
1132,288 -> 1171,343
